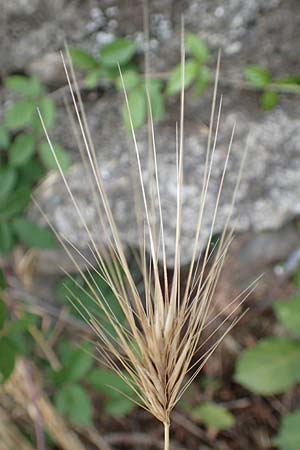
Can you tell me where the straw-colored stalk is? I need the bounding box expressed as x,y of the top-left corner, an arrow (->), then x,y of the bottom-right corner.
34,34 -> 257,450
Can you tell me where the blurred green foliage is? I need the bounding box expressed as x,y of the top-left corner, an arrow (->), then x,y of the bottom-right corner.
70,33 -> 211,131
244,65 -> 300,110
0,266 -> 137,428
0,75 -> 71,255
235,295 -> 300,395
235,293 -> 300,449
273,411 -> 300,450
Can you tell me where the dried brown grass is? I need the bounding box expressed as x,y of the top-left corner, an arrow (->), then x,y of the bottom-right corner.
34,34 -> 257,450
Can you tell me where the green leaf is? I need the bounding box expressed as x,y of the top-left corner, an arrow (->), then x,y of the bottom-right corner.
20,159 -> 45,184
0,337 -> 16,383
37,97 -> 56,130
106,397 -> 135,417
0,269 -> 6,290
55,275 -> 97,321
199,375 -> 222,393
235,338 -> 300,395
274,296 -> 300,336
12,218 -> 57,249
9,134 -> 35,167
277,76 -> 300,93
0,299 -> 6,330
0,127 -> 10,150
49,343 -> 93,385
5,76 -> 42,98
0,222 -> 14,256
261,90 -> 279,110
56,276 -> 85,305
85,66 -> 119,88
39,141 -> 70,171
9,312 -> 39,333
166,60 -> 198,96
87,368 -> 134,399
54,384 -> 92,426
84,68 -> 104,88
147,80 -> 165,121
69,48 -> 99,70
185,33 -> 209,63
0,166 -> 17,199
116,69 -> 140,91
88,368 -> 136,417
244,65 -> 271,88
6,313 -> 38,356
101,38 -> 137,67
194,66 -> 211,96
278,76 -> 300,86
64,345 -> 93,383
273,412 -> 300,450
122,87 -> 146,130
5,100 -> 36,129
7,329 -> 34,356
191,401 -> 235,431
0,186 -> 31,220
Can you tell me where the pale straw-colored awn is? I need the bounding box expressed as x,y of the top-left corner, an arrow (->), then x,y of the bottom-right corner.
34,30 -> 258,450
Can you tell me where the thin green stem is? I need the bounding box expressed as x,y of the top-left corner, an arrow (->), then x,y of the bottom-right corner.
164,421 -> 170,450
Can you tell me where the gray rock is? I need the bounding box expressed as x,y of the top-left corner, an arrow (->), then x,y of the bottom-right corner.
27,52 -> 66,86
0,0 -> 292,77
2,0 -> 300,270
32,88 -> 300,266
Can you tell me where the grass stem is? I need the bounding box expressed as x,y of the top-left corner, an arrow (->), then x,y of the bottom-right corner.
164,422 -> 170,450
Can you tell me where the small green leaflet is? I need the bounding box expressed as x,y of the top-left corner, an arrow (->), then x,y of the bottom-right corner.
147,80 -> 165,121
0,337 -> 16,383
0,299 -> 6,330
244,65 -> 271,88
0,166 -> 17,199
9,134 -> 35,167
122,87 -> 146,130
0,269 -> 6,290
273,412 -> 300,450
191,401 -> 235,431
0,127 -> 10,149
261,91 -> 278,110
116,70 -> 140,92
13,218 -> 57,249
274,296 -> 300,336
5,100 -> 36,130
235,338 -> 300,395
39,141 -> 70,171
194,66 -> 211,96
37,97 -> 56,130
101,38 -> 137,67
185,33 -> 209,64
5,75 -> 42,98
87,368 -> 136,417
0,222 -> 14,256
49,343 -> 93,386
0,187 -> 31,220
166,60 -> 198,96
54,384 -> 92,426
69,48 -> 99,70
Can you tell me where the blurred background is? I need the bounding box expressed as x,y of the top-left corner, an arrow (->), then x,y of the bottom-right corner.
0,1 -> 300,449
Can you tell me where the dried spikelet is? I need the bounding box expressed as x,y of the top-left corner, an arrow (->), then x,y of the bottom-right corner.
33,30 -> 258,450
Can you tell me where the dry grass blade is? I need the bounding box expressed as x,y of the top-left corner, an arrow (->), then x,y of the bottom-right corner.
33,28 -> 252,450
0,406 -> 35,450
1,360 -> 90,450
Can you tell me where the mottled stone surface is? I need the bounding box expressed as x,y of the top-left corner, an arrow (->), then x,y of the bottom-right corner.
32,88 -> 300,265
2,0 -> 300,267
